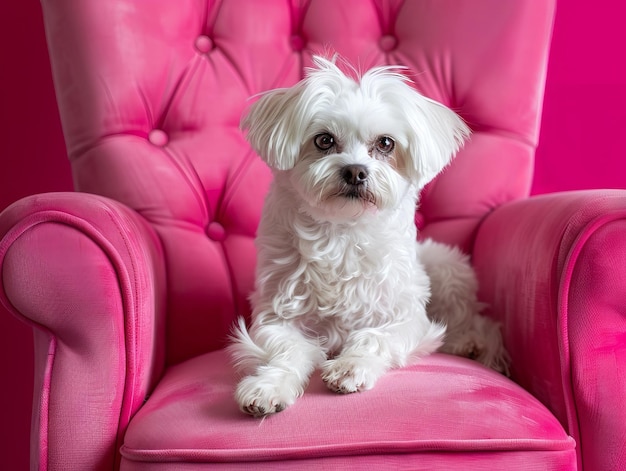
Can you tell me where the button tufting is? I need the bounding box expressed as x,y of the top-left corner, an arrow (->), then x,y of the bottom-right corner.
290,35 -> 306,51
206,221 -> 226,242
379,34 -> 398,52
148,129 -> 168,147
195,35 -> 214,54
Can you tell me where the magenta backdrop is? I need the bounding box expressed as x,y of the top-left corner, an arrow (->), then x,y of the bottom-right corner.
0,3 -> 72,470
1,1 -> 625,468
533,1 -> 626,193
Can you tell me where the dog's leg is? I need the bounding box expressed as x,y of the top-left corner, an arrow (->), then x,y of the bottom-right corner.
321,320 -> 445,393
229,318 -> 324,417
417,239 -> 510,375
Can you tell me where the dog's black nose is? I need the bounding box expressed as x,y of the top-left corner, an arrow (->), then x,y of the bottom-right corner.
341,165 -> 369,185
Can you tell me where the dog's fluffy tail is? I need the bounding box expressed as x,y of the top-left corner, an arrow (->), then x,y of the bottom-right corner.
417,238 -> 510,375
227,317 -> 267,375
406,320 -> 447,366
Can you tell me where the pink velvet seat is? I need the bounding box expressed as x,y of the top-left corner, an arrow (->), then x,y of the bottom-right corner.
1,0 -> 624,469
120,350 -> 573,469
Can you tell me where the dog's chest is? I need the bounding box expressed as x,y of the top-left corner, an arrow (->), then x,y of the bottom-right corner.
295,225 -> 409,318
303,234 -> 371,277
256,205 -> 422,330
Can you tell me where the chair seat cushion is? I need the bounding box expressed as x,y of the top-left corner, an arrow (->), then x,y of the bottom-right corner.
120,350 -> 575,469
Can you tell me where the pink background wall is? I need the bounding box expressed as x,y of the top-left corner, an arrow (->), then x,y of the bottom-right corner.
1,1 -> 625,468
533,1 -> 626,193
0,3 -> 71,469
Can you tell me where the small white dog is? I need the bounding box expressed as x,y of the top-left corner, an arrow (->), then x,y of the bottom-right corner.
229,56 -> 508,417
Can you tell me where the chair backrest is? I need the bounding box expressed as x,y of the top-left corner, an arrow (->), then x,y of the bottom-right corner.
41,0 -> 555,366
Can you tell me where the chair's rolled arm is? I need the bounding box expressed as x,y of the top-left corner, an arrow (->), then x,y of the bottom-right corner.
473,189 -> 626,471
0,192 -> 167,470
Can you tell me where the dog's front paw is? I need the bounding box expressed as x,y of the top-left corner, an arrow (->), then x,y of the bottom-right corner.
321,356 -> 383,394
235,374 -> 298,417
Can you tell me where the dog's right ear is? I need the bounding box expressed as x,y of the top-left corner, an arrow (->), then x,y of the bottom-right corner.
240,86 -> 305,171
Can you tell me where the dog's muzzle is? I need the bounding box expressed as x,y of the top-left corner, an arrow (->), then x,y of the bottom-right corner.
338,165 -> 376,203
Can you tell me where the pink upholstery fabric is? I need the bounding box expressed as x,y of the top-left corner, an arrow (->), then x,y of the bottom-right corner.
1,0 -> 623,470
120,350 -> 574,469
0,193 -> 167,469
474,190 -> 626,470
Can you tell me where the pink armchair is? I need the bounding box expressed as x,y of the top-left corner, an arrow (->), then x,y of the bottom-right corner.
1,0 -> 623,469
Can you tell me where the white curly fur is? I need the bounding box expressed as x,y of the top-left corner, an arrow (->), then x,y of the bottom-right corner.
228,56 -> 509,417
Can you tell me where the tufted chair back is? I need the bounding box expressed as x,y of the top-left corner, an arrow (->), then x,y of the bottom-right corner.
42,0 -> 554,367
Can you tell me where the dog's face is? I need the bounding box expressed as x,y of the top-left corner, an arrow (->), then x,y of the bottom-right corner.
242,56 -> 470,222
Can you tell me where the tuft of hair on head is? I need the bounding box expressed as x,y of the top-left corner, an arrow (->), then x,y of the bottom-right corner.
240,54 -> 358,171
356,63 -> 470,187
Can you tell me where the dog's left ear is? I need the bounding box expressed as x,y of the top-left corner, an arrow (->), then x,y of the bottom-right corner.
241,85 -> 305,171
403,95 -> 471,189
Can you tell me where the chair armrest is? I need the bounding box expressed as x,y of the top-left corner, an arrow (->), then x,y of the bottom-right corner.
0,192 -> 166,470
473,189 -> 626,471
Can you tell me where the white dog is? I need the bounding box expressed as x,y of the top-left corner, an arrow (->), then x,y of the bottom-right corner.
229,56 -> 508,417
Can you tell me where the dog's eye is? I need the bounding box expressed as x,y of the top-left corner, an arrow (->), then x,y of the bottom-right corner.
314,133 -> 336,151
375,136 -> 395,154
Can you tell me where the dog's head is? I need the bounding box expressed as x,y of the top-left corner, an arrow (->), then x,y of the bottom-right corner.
242,56 -> 470,222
